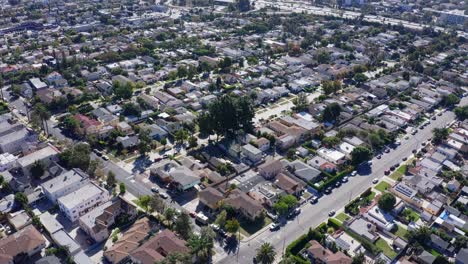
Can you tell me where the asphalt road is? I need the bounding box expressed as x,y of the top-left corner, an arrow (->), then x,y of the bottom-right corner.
217,99 -> 464,263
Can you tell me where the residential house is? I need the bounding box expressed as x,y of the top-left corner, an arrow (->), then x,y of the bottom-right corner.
306,240 -> 352,264
57,182 -> 110,222
274,173 -> 305,196
285,160 -> 321,183
129,230 -> 189,264
0,225 -> 46,264
79,197 -> 137,242
258,159 -> 282,179
104,218 -> 153,264
224,189 -> 264,221
41,168 -> 90,203
74,114 -> 102,135
241,144 -> 263,164
198,187 -> 224,210
16,145 -> 59,177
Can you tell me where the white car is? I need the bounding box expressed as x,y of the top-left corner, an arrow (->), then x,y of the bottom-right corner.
372,178 -> 379,184
350,171 -> 357,176
269,223 -> 280,231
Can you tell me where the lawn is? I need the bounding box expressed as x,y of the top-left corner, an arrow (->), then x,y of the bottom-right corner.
375,238 -> 397,259
389,165 -> 407,180
239,217 -> 272,237
336,213 -> 350,222
393,225 -> 409,239
375,181 -> 391,192
401,208 -> 420,222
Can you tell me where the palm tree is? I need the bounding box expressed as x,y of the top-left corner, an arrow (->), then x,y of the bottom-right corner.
256,242 -> 276,264
187,226 -> 216,262
32,103 -> 51,136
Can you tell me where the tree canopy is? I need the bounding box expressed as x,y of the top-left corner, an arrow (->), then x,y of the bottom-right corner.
322,103 -> 341,123
378,193 -> 396,211
59,143 -> 91,171
351,146 -> 372,165
198,94 -> 254,138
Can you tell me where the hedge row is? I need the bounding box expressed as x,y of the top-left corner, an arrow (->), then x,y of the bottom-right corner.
285,223 -> 328,257
328,218 -> 343,229
314,166 -> 354,191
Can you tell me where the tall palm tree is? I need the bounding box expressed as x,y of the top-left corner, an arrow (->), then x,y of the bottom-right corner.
188,227 -> 215,262
32,103 -> 51,136
256,242 -> 276,264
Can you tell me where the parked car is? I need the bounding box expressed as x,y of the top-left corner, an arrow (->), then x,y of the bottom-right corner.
384,170 -> 390,175
102,155 -> 109,161
342,177 -> 348,183
350,171 -> 357,176
324,187 -> 332,194
335,182 -> 341,188
159,192 -> 169,199
377,155 -> 382,159
151,187 -> 159,193
328,210 -> 335,217
372,178 -> 379,184
310,197 -> 318,204
269,223 -> 280,231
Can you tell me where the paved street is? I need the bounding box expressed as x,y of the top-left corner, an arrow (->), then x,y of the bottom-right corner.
216,98 -> 465,263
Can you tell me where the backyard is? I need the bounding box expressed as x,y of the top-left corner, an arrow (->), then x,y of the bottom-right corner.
375,238 -> 397,259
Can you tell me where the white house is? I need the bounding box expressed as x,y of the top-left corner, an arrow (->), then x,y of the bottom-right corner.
57,182 -> 110,222
41,168 -> 90,203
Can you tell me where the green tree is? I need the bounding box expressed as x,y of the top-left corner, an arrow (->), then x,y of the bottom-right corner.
322,136 -> 340,147
14,192 -> 28,208
119,183 -> 126,194
197,95 -> 254,139
113,81 -> 133,100
432,128 -> 449,144
354,73 -> 368,84
59,143 -> 91,171
215,210 -> 227,228
30,160 -> 45,179
255,242 -> 276,264
188,136 -> 198,148
61,115 -> 80,136
454,235 -> 468,250
164,208 -> 177,225
351,146 -> 372,165
174,212 -> 192,240
322,103 -> 341,123
137,195 -> 151,212
225,218 -> 240,234
441,94 -> 460,107
31,103 -> 51,136
174,129 -> 189,145
187,226 -> 216,261
292,93 -> 309,112
150,194 -> 166,214
433,256 -> 450,264
314,50 -> 330,64
107,171 -> 116,187
352,252 -> 365,264
378,193 -> 396,211
454,105 -> 468,120
138,128 -> 152,156
407,226 -> 431,246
